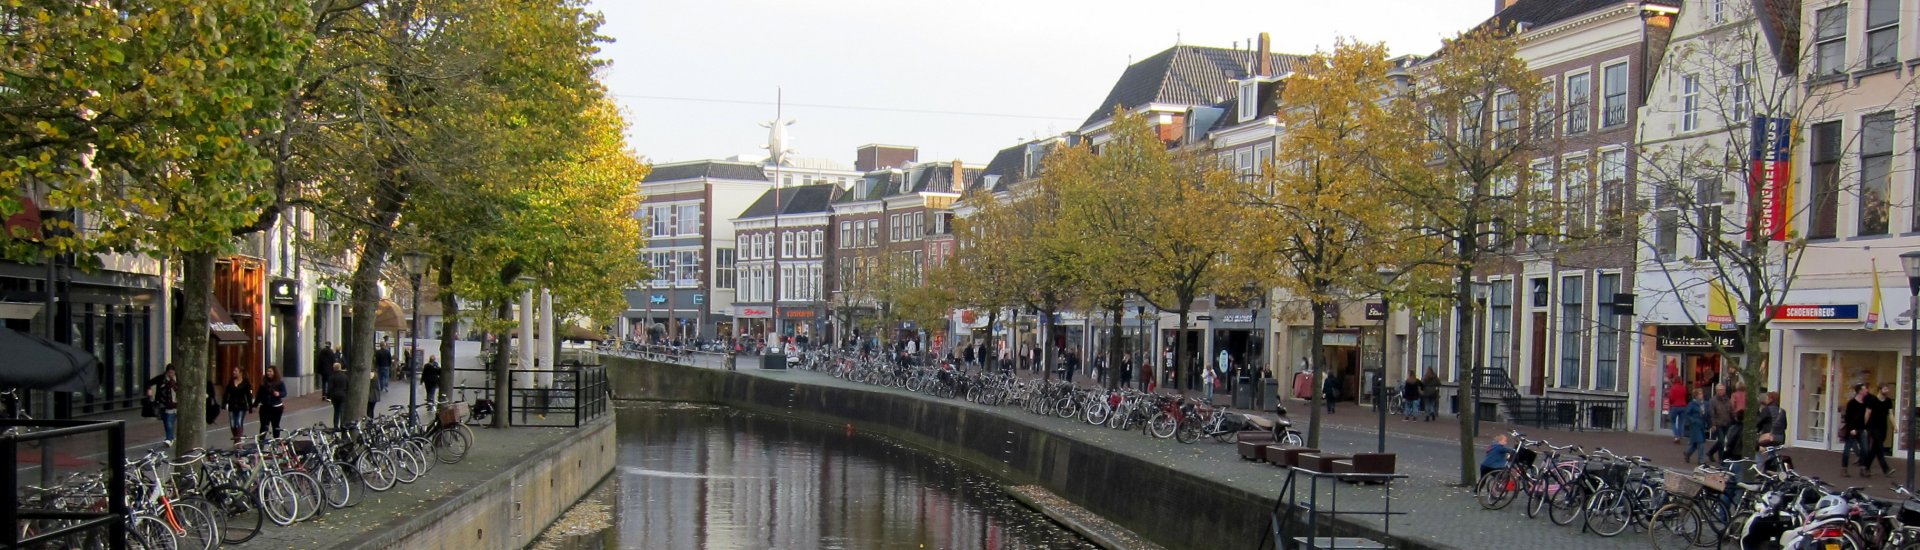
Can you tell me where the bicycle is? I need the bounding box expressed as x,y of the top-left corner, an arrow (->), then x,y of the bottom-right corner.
1648,466 -> 1736,550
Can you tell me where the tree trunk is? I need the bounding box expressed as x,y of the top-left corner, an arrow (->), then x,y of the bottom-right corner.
1174,308 -> 1190,392
1041,307 -> 1054,381
436,254 -> 457,411
1308,300 -> 1326,448
344,234 -> 391,423
492,297 -> 512,429
1453,262 -> 1479,486
1108,305 -> 1124,390
170,250 -> 217,455
984,309 -> 998,372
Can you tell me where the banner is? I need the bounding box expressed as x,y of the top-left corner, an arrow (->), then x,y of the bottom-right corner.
1869,258 -> 1886,330
1749,117 -> 1793,241
1706,281 -> 1736,331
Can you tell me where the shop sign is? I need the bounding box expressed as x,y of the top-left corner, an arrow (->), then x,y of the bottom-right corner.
692,294 -> 704,305
268,279 -> 298,304
317,286 -> 338,303
1655,325 -> 1744,353
1363,302 -> 1387,321
1218,313 -> 1254,324
649,294 -> 667,304
1196,315 -> 1213,322
740,308 -> 771,318
784,309 -> 815,319
1322,332 -> 1360,347
1771,304 -> 1860,322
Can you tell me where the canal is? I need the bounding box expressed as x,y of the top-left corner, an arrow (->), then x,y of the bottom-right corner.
535,402 -> 1099,549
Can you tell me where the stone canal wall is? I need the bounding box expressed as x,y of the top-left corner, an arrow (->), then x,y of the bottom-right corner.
604,358 -> 1401,550
347,415 -> 617,550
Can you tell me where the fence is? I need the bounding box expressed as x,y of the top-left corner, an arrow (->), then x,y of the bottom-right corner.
1505,395 -> 1630,431
451,362 -> 609,428
2,419 -> 128,550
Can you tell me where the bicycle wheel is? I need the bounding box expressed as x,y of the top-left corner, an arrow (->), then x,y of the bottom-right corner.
1175,421 -> 1200,444
1477,470 -> 1518,510
434,426 -> 471,464
1083,402 -> 1111,426
1147,413 -> 1177,439
1691,497 -> 1729,548
390,447 -> 423,484
129,514 -> 178,550
1549,480 -> 1589,526
356,452 -> 397,492
1584,488 -> 1632,537
167,497 -> 220,550
1649,503 -> 1701,550
207,483 -> 263,544
285,471 -> 325,522
405,438 -> 436,476
1523,474 -> 1550,519
255,475 -> 298,526
1054,397 -> 1079,419
318,462 -> 353,509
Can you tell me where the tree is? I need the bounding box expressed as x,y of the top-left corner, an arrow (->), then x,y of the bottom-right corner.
944,189 -> 1027,367
1053,111 -> 1239,391
1382,26 -> 1559,485
2,0 -> 313,453
1234,40 -> 1423,447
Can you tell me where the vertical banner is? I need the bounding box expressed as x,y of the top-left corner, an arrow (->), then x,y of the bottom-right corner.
1869,258 -> 1886,330
1706,280 -> 1736,331
1749,117 -> 1793,241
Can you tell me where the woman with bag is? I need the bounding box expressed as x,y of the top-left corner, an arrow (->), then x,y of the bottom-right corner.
222,367 -> 253,445
144,365 -> 179,443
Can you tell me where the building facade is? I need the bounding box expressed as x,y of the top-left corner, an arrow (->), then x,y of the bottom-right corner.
733,184 -> 840,345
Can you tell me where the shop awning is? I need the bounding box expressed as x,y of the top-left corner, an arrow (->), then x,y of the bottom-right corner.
375,299 -> 406,332
209,302 -> 248,344
0,327 -> 99,393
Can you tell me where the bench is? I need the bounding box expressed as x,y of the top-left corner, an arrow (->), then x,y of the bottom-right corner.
1237,431 -> 1277,461
1265,446 -> 1320,468
1330,453 -> 1398,480
1298,452 -> 1353,473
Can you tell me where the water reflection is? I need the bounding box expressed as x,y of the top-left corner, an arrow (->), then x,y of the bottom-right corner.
611,403 -> 1096,550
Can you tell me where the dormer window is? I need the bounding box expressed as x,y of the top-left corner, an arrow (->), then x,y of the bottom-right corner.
1237,80 -> 1259,123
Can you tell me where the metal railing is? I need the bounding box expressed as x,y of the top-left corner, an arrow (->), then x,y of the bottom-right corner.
1505,395 -> 1629,431
1257,466 -> 1405,550
451,363 -> 608,428
1,419 -> 128,550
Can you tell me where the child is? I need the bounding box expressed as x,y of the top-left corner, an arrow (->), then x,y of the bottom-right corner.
1480,434 -> 1514,478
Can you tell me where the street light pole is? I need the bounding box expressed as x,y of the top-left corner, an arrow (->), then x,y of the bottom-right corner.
1375,267 -> 1396,454
1898,251 -> 1920,490
402,251 -> 426,427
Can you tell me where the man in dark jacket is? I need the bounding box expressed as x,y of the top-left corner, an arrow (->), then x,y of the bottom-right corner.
325,363 -> 350,427
374,344 -> 394,394
1843,384 -> 1872,477
316,342 -> 335,381
1866,384 -> 1896,477
1707,385 -> 1735,462
421,355 -> 443,405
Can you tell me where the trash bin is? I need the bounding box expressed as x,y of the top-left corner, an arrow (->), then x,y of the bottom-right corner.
761,354 -> 787,370
1262,378 -> 1280,410
1233,375 -> 1254,409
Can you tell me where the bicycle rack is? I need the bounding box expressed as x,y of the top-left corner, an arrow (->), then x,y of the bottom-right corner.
1256,466 -> 1406,550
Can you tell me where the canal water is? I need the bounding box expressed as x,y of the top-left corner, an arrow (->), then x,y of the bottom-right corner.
533,402 -> 1098,549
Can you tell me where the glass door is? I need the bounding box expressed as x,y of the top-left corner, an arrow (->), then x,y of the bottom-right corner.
1834,350 -> 1901,450
1796,353 -> 1829,447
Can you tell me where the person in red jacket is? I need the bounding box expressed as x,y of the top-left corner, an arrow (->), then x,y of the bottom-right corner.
1667,376 -> 1689,443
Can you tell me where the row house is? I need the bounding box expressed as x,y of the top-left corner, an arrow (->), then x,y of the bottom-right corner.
732,184 -> 840,344
628,160 -> 775,343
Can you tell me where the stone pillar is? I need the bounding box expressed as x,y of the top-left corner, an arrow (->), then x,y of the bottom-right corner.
538,288 -> 554,387
518,288 -> 534,388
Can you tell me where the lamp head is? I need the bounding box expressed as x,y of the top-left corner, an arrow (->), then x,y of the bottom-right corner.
401,251 -> 427,276
1901,251 -> 1920,281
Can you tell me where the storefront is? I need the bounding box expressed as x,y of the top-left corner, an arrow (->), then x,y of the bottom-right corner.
1647,324 -> 1744,430
1775,303 -> 1910,452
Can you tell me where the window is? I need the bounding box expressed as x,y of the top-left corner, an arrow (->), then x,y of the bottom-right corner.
1601,62 -> 1628,128
1238,80 -> 1259,122
813,230 -> 825,256
781,232 -> 794,258
1461,97 -> 1484,145
1419,323 -> 1439,378
889,214 -> 901,242
1695,177 -> 1724,257
1867,0 -> 1898,68
781,265 -> 793,301
809,265 -> 822,300
1254,143 -> 1274,176
1595,273 -> 1621,391
675,250 -> 698,285
748,235 -> 762,260
1599,149 -> 1628,236
1681,73 -> 1700,131
1653,179 -> 1679,261
1563,155 -> 1589,235
1809,121 -> 1842,239
1237,149 -> 1256,180
866,219 -> 878,247
1731,62 -> 1753,122
1532,79 -> 1555,138
1710,0 -> 1725,24
1494,91 -> 1518,147
1566,72 -> 1591,134
736,236 -> 748,259
651,206 -> 671,237
838,258 -> 850,292
715,248 -> 736,289
839,221 -> 850,249
1488,280 -> 1513,375
762,232 -> 774,258
649,252 -> 670,284
677,204 -> 699,235
1859,112 -> 1894,236
916,213 -> 925,239
1814,5 -> 1848,76
1529,159 -> 1555,232
1559,275 -> 1585,389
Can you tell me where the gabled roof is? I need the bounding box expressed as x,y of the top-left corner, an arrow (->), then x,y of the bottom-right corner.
642,161 -> 768,183
1082,45 -> 1303,127
834,174 -> 891,204
737,184 -> 839,220
1477,0 -> 1677,34
974,146 -> 1025,193
884,163 -> 980,198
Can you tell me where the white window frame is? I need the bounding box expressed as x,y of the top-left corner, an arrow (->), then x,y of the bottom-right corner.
1565,70 -> 1592,135
1600,60 -> 1630,129
1238,80 -> 1259,122
1681,73 -> 1700,131
1563,153 -> 1590,235
1813,5 -> 1849,76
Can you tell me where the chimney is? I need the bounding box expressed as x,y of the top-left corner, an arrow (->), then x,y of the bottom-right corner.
1256,32 -> 1271,76
950,160 -> 963,192
1494,0 -> 1519,14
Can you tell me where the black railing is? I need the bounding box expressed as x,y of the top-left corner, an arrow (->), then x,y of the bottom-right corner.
450,363 -> 608,428
1505,395 -> 1629,431
2,419 -> 128,550
1257,467 -> 1405,550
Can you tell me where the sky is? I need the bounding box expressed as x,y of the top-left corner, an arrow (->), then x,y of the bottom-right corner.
590,0 -> 1496,167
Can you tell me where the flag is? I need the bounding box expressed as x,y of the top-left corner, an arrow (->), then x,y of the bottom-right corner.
1869,258 -> 1885,330
1706,281 -> 1736,331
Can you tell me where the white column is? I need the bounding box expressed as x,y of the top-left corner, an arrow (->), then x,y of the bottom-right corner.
294,276 -> 315,394
517,288 -> 534,387
538,288 -> 554,387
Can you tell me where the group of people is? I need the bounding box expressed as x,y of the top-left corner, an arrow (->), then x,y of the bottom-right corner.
1840,382 -> 1899,478
1399,369 -> 1444,421
1665,378 -> 1789,467
142,364 -> 289,446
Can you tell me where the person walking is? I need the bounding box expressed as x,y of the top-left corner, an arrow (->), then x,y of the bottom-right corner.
1683,388 -> 1709,464
144,365 -> 179,443
256,366 -> 287,439
316,342 -> 335,383
1842,383 -> 1872,477
325,363 -> 350,427
221,366 -> 253,446
1667,377 -> 1688,444
1401,374 -> 1423,421
374,344 -> 394,394
1322,369 -> 1341,414
422,355 -> 443,405
365,370 -> 382,419
1867,383 -> 1896,477
1707,385 -> 1734,462
1421,368 -> 1441,421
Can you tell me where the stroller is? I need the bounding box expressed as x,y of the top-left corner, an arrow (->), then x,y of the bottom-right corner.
469,397 -> 496,425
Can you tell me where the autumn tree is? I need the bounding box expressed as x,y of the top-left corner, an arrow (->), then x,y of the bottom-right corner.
1235,40 -> 1424,447
943,189 -> 1028,366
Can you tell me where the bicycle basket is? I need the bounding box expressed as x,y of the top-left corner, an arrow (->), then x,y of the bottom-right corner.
1698,471 -> 1730,493
437,403 -> 464,427
1598,463 -> 1629,486
1512,448 -> 1538,468
1664,470 -> 1705,498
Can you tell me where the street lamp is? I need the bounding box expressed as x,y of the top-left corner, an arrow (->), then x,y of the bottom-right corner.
401,251 -> 427,426
1375,267 -> 1397,453
1242,284 -> 1266,408
1469,280 -> 1492,438
1899,250 -> 1920,490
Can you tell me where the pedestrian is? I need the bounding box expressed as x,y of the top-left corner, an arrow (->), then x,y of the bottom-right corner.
1841,383 -> 1871,477
375,344 -> 394,394
1755,391 -> 1786,446
1667,376 -> 1688,444
1322,369 -> 1341,414
1707,384 -> 1734,462
222,366 -> 252,446
1401,374 -> 1423,421
316,342 -> 336,382
1683,388 -> 1708,464
422,355 -> 443,405
1421,368 -> 1441,421
1866,383 -> 1896,477
1201,365 -> 1216,404
1479,434 -> 1514,479
325,363 -> 350,427
256,366 -> 287,439
144,365 -> 179,443
366,369 -> 381,418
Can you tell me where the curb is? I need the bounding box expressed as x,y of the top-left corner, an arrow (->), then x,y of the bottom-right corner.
1005,485 -> 1168,550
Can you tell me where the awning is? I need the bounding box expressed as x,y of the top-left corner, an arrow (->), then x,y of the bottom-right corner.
375,299 -> 406,331
0,327 -> 99,393
209,302 -> 248,344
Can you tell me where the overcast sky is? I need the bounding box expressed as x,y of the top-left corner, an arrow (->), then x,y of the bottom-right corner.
591,0 -> 1495,167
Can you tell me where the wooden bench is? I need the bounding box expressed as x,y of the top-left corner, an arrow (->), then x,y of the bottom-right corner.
1330,453 -> 1397,479
1265,446 -> 1320,468
1298,452 -> 1353,473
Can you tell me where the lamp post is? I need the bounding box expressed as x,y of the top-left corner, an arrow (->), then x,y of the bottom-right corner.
1899,250 -> 1920,490
1470,280 -> 1492,438
1375,267 -> 1397,453
401,251 -> 426,426
1242,284 -> 1266,409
